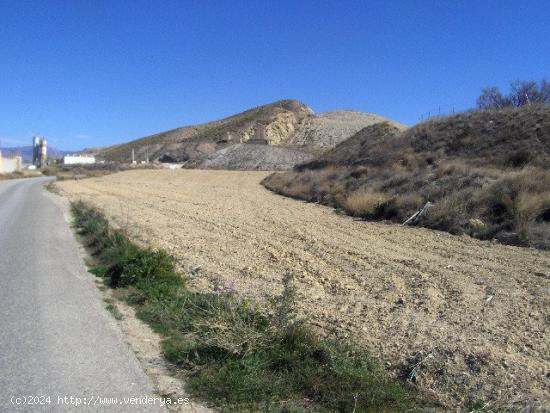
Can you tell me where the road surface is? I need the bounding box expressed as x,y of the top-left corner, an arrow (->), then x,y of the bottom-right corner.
0,178 -> 165,412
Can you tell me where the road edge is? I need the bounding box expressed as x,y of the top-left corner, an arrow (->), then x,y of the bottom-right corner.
44,185 -> 213,413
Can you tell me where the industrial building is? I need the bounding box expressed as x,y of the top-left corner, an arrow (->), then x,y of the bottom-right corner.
33,136 -> 48,167
63,155 -> 96,165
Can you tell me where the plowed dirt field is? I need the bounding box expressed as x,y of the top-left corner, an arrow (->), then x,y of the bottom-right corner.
58,169 -> 550,411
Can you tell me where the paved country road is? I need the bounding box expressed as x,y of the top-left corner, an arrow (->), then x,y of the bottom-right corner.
0,178 -> 165,412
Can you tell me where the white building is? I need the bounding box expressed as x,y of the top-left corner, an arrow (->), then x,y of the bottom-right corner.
63,155 -> 96,165
0,150 -> 23,173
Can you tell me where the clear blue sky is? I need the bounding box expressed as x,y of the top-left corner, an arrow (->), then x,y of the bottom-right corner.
1,0 -> 548,150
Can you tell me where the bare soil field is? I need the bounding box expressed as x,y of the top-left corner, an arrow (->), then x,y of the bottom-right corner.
58,169 -> 550,411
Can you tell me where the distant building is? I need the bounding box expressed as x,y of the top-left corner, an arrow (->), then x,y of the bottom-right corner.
63,155 -> 96,165
0,150 -> 23,173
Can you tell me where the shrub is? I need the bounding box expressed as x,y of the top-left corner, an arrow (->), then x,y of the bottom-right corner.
106,242 -> 177,288
425,195 -> 468,235
284,181 -> 314,201
344,191 -> 388,219
514,192 -> 550,237
505,149 -> 533,167
393,193 -> 425,217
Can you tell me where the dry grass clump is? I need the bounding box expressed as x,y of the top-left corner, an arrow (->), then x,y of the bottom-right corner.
281,181 -> 313,200
393,193 -> 424,213
344,191 -> 388,218
515,192 -> 550,234
0,172 -> 21,180
472,168 -> 550,246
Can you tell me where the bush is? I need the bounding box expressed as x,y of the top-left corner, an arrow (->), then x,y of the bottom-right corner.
344,191 -> 388,219
393,193 -> 424,216
476,168 -> 550,242
106,241 -> 177,288
425,195 -> 468,235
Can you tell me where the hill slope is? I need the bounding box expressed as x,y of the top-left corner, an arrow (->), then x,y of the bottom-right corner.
93,100 -> 401,169
301,105 -> 550,170
286,110 -> 406,150
263,105 -> 550,248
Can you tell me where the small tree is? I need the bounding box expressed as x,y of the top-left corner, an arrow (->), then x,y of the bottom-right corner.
477,87 -> 510,109
509,80 -> 540,106
477,78 -> 550,109
538,79 -> 550,103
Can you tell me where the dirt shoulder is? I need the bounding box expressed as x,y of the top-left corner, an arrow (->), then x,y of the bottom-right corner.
58,169 -> 550,411
52,188 -> 212,412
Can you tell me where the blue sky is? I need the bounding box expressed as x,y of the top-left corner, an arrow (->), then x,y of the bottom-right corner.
1,0 -> 548,150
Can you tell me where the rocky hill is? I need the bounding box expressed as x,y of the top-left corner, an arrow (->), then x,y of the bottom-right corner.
286,110 -> 405,150
296,121 -> 405,170
92,100 -> 401,170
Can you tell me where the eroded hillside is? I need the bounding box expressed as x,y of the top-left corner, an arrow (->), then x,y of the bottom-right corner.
92,100 -> 402,170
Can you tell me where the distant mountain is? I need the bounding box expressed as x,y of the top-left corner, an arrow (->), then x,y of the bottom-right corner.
0,146 -> 74,163
92,99 -> 403,170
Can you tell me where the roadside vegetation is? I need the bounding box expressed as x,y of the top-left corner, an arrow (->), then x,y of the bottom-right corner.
104,299 -> 124,320
71,200 -> 422,412
0,170 -> 42,180
42,163 -> 128,180
1,164 -> 117,182
41,162 -> 163,181
263,104 -> 550,249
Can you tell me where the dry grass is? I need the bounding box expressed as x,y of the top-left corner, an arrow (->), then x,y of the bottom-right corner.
263,163 -> 550,249
343,191 -> 387,218
41,163 -> 159,181
0,170 -> 43,180
401,105 -> 550,168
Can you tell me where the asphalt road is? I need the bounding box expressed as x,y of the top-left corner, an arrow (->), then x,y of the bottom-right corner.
0,178 -> 165,412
